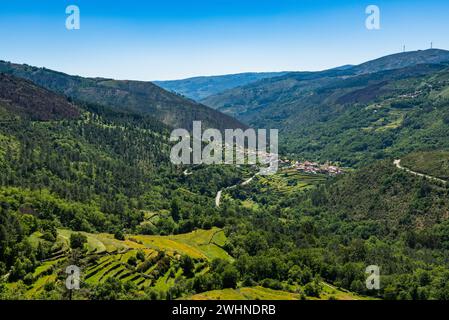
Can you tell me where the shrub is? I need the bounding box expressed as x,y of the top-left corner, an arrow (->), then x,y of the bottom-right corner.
114,230 -> 125,241
222,265 -> 238,289
303,279 -> 322,298
136,250 -> 146,261
127,256 -> 137,267
69,233 -> 87,250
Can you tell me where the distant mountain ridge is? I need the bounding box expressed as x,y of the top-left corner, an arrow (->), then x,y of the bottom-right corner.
352,49 -> 449,74
0,61 -> 246,131
201,49 -> 449,118
155,72 -> 289,101
202,49 -> 449,115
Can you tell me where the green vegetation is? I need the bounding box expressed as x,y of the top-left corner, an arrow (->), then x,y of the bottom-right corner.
402,151 -> 449,180
188,284 -> 371,301
1,227 -> 232,299
203,50 -> 449,167
0,60 -> 245,131
2,51 -> 449,301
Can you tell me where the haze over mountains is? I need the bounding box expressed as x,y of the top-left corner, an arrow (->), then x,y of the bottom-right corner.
155,72 -> 288,101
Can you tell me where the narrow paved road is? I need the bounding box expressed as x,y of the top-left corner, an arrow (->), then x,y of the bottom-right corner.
215,174 -> 259,208
215,190 -> 222,207
241,176 -> 255,186
394,159 -> 447,185
214,164 -> 296,207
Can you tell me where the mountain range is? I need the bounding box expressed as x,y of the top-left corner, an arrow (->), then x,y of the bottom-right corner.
199,49 -> 449,165
155,72 -> 288,101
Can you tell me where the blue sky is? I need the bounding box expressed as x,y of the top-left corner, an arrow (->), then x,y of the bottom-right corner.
0,0 -> 448,80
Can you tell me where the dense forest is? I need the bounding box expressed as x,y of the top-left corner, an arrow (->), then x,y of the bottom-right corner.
2,50 -> 449,300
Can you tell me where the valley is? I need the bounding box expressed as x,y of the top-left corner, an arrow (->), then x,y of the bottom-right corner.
2,49 -> 449,301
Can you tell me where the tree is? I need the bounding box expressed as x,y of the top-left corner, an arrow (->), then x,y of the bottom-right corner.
222,265 -> 238,289
170,199 -> 181,222
114,230 -> 125,241
180,255 -> 195,278
91,277 -> 125,300
127,255 -> 137,267
303,278 -> 322,298
288,265 -> 303,283
136,250 -> 145,261
70,233 -> 87,250
350,279 -> 366,294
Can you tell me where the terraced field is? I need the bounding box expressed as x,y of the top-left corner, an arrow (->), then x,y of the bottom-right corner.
8,220 -> 372,301
10,228 -> 230,298
261,170 -> 325,192
188,286 -> 301,300
188,283 -> 373,301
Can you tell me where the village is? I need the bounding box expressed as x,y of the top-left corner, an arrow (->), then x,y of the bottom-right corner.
289,160 -> 344,176
233,144 -> 344,176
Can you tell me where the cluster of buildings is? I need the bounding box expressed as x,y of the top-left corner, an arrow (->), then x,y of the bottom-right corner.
219,142 -> 344,176
398,90 -> 423,99
292,161 -> 343,176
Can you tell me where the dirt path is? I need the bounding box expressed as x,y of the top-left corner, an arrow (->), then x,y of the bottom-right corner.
394,159 -> 447,185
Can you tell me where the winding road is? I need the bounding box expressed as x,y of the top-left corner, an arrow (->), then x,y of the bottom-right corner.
215,175 -> 259,208
215,190 -> 223,207
394,159 -> 447,185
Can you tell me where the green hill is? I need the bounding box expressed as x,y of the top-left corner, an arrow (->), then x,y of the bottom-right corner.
3,51 -> 449,301
0,73 -> 79,121
401,151 -> 449,181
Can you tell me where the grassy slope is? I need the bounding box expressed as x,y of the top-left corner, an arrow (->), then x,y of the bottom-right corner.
402,151 -> 449,180
8,228 -> 231,298
187,283 -> 373,301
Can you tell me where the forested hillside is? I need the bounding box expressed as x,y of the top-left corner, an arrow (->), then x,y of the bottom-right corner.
0,61 -> 246,131
0,73 -> 291,300
0,74 -> 79,121
222,162 -> 449,300
202,49 -> 449,166
2,51 -> 449,301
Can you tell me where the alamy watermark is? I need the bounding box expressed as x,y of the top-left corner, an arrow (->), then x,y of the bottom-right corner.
170,121 -> 279,175
66,5 -> 80,30
365,265 -> 380,290
365,5 -> 380,30
65,265 -> 80,290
